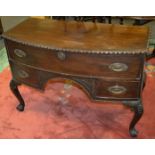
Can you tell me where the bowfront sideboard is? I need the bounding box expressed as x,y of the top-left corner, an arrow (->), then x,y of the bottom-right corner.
2,18 -> 150,137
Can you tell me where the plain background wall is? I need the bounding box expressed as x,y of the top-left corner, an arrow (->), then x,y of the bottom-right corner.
0,16 -> 29,32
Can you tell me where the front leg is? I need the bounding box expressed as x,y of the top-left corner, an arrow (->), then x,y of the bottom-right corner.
123,100 -> 144,137
10,79 -> 25,111
129,100 -> 144,137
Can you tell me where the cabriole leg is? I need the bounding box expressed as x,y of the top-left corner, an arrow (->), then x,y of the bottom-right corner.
123,100 -> 144,137
129,100 -> 143,137
10,79 -> 25,111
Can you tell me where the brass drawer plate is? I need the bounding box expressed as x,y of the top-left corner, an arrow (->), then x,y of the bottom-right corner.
108,85 -> 127,94
14,49 -> 26,58
57,51 -> 66,60
109,62 -> 128,72
17,70 -> 29,78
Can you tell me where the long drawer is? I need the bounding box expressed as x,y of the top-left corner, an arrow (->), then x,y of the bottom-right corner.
10,61 -> 142,100
6,40 -> 144,79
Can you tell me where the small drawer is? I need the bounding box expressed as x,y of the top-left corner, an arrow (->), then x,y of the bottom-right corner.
10,61 -> 41,88
94,79 -> 141,100
6,40 -> 144,80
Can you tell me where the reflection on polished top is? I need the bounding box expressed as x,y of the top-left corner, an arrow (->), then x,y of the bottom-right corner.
3,18 -> 150,54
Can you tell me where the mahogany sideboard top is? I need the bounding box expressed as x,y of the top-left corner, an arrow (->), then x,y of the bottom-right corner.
2,18 -> 150,137
3,18 -> 149,53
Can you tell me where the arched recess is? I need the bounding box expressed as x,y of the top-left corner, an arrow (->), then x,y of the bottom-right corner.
38,72 -> 95,100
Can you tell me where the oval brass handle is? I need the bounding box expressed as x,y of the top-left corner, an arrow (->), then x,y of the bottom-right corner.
109,63 -> 128,72
18,70 -> 29,78
108,85 -> 127,94
14,49 -> 26,58
57,51 -> 66,60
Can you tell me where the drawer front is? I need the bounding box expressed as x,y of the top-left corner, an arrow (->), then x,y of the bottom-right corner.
9,61 -> 141,100
10,61 -> 40,88
6,40 -> 144,79
94,80 -> 141,100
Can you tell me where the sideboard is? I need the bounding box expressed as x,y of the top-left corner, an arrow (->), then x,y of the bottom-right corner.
2,18 -> 150,137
